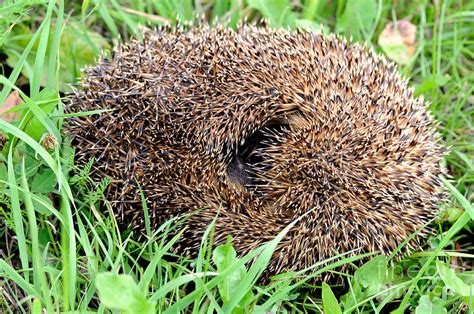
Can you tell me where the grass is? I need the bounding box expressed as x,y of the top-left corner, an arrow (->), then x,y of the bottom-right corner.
0,0 -> 472,313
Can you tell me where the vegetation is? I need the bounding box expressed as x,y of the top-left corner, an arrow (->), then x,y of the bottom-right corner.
0,0 -> 472,313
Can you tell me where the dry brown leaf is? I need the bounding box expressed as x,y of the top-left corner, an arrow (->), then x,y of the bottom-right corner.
0,91 -> 23,122
378,20 -> 417,65
42,133 -> 58,150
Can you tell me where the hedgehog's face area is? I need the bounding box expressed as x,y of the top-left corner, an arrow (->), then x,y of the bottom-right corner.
227,119 -> 290,188
225,101 -> 443,219
220,103 -> 444,260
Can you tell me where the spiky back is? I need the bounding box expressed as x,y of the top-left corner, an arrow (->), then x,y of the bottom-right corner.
68,25 -> 446,277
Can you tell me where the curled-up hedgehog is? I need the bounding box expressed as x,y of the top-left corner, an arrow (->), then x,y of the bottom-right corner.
67,24 -> 447,279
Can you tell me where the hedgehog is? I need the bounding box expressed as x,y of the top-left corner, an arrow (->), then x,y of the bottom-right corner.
67,24 -> 447,279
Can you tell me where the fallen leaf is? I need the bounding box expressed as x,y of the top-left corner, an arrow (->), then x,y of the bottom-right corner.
0,90 -> 22,122
378,20 -> 417,65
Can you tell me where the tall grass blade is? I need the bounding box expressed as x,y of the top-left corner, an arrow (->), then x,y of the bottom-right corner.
20,159 -> 52,311
7,145 -> 29,281
30,0 -> 55,97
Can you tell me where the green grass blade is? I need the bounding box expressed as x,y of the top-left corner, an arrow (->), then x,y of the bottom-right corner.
394,211 -> 472,313
0,21 -> 45,104
30,0 -> 55,97
152,272 -> 219,301
222,209 -> 319,311
46,0 -> 64,89
0,260 -> 39,298
95,0 -> 120,38
0,119 -> 73,202
442,177 -> 474,220
60,188 -> 77,311
139,230 -> 184,292
261,252 -> 375,308
0,77 -> 61,141
6,145 -> 29,281
20,159 -> 52,311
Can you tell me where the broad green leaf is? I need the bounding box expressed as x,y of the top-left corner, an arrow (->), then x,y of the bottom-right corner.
58,24 -> 108,89
31,168 -> 56,194
439,207 -> 465,223
14,144 -> 40,179
211,0 -> 229,20
302,0 -> 331,20
32,193 -> 54,216
212,236 -> 250,308
341,255 -> 387,310
437,260 -> 473,297
96,273 -> 156,314
247,0 -> 297,28
295,19 -> 330,34
20,88 -> 59,141
322,282 -> 342,314
354,255 -> 387,295
38,227 -> 52,247
335,0 -> 377,41
415,295 -> 447,314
